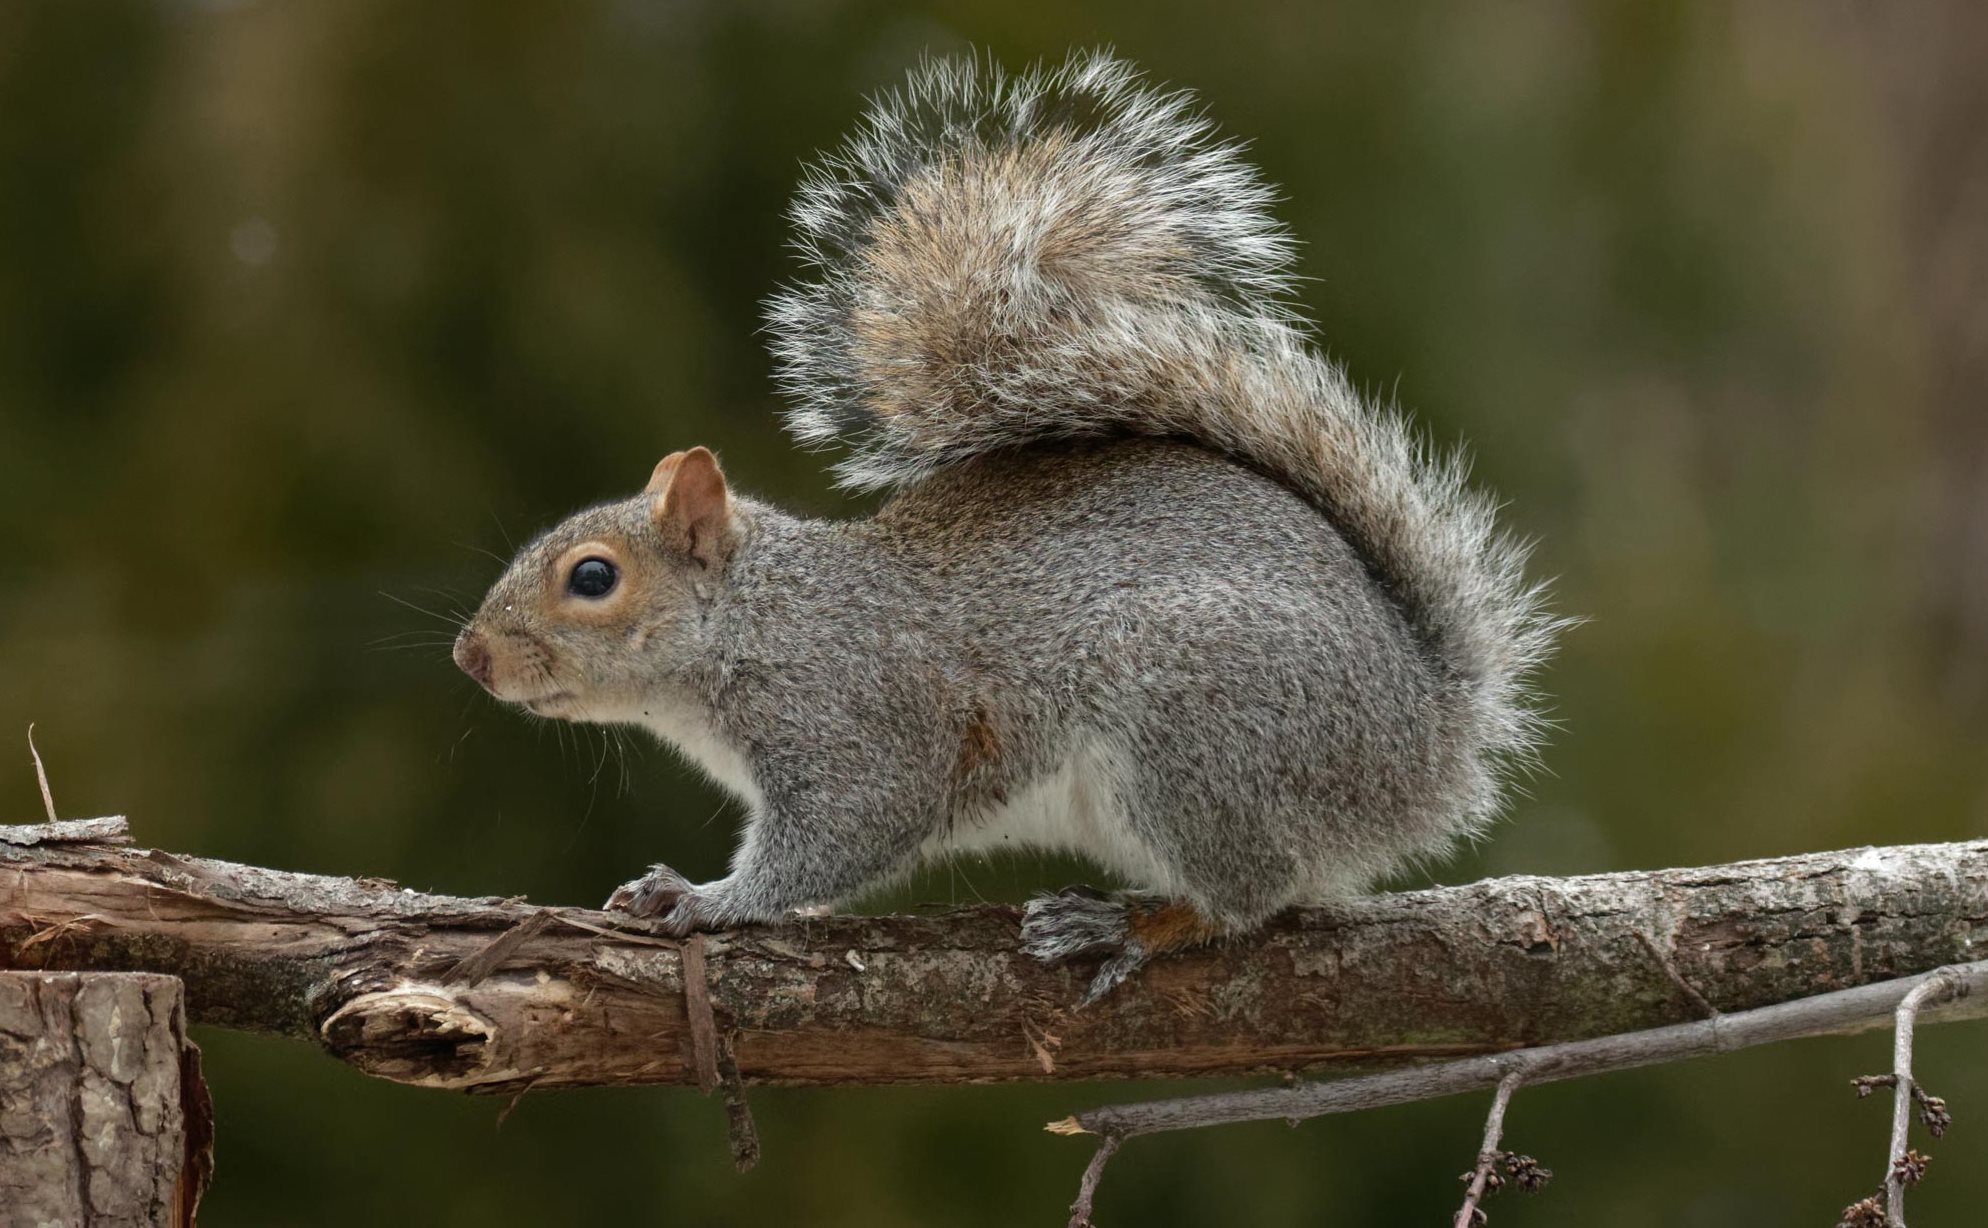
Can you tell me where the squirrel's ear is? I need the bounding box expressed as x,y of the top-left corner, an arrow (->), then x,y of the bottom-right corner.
650,446 -> 734,568
645,451 -> 689,495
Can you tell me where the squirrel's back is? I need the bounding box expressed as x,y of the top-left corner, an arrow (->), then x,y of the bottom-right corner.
768,52 -> 1561,844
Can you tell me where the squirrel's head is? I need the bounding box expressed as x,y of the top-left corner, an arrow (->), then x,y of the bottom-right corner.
453,446 -> 741,723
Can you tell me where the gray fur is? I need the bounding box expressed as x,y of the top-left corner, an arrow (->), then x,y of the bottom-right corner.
458,54 -> 1562,964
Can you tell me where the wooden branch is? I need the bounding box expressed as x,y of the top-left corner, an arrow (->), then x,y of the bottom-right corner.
1051,963 -> 1985,1222
1052,961 -> 1988,1138
1453,1073 -> 1523,1227
1882,971 -> 1959,1225
1065,1133 -> 1121,1228
3,824 -> 1986,1092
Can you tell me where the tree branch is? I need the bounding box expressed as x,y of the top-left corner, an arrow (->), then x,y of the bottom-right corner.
1050,962 -> 1988,1139
1050,963 -> 1984,1221
1453,1073 -> 1523,1227
1883,970 -> 1960,1224
1066,1133 -> 1121,1228
3,824 -> 1986,1092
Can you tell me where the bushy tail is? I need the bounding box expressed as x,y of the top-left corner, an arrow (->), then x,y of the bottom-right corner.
766,51 -> 1562,818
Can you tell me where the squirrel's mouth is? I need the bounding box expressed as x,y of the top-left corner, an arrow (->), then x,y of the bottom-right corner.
521,691 -> 579,717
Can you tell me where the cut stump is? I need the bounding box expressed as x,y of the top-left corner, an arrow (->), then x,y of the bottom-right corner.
0,972 -> 211,1227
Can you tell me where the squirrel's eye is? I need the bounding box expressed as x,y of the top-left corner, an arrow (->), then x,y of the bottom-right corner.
567,557 -> 618,599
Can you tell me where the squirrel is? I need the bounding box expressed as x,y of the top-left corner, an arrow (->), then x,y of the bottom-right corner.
453,52 -> 1561,1001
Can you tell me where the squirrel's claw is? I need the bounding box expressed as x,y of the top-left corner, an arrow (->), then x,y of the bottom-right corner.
605,863 -> 694,918
606,865 -> 740,938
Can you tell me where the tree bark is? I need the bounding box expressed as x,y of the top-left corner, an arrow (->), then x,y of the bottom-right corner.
0,971 -> 212,1227
2,828 -> 1985,1092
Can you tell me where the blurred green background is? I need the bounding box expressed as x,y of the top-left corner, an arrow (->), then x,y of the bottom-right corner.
3,1 -> 1985,1224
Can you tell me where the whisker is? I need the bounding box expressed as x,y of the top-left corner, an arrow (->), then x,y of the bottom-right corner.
561,742 -> 604,856
613,728 -> 636,797
487,506 -> 515,553
378,590 -> 461,626
368,641 -> 461,656
409,586 -> 478,623
586,727 -> 612,789
456,540 -> 512,568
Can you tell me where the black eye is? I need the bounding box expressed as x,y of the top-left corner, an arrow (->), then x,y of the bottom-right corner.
567,557 -> 618,599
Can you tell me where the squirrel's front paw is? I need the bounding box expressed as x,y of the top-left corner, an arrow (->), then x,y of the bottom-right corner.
605,863 -> 694,918
655,890 -> 734,939
605,865 -> 739,938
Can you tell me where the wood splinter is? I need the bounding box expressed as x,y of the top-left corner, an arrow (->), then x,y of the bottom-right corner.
681,934 -> 758,1170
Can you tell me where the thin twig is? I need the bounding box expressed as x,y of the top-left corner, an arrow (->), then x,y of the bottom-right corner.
26,724 -> 56,823
1453,1072 -> 1522,1227
1066,1133 -> 1122,1228
1052,962 -> 1988,1141
682,936 -> 754,1168
1884,968 -> 1963,1226
714,1035 -> 760,1172
493,1075 -> 541,1130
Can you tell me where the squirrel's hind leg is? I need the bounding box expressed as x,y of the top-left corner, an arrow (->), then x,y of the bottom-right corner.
1021,891 -> 1222,1006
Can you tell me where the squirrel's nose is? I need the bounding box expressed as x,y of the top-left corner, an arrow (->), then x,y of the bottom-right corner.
453,629 -> 494,690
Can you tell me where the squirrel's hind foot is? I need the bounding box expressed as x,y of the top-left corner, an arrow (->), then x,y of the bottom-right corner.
1021,890 -> 1219,1006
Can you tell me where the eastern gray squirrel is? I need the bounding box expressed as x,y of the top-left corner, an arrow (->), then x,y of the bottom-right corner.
453,52 -> 1561,1000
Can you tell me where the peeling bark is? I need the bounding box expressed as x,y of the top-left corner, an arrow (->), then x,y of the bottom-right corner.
2,832 -> 1985,1091
0,971 -> 211,1227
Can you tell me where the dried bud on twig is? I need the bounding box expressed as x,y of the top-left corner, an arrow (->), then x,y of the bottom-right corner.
1850,1074 -> 1896,1099
1912,1086 -> 1951,1138
1501,1153 -> 1553,1193
1891,1148 -> 1929,1187
1836,1195 -> 1885,1228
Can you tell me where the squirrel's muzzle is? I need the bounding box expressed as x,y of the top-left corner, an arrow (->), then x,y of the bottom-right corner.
453,628 -> 494,691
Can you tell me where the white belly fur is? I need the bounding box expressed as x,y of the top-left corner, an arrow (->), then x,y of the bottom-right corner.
922,737 -> 1174,892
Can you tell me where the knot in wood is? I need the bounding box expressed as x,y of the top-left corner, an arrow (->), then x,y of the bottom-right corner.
319,987 -> 496,1088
